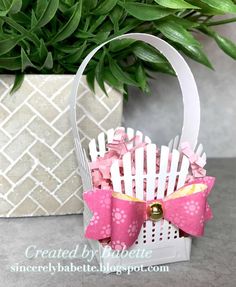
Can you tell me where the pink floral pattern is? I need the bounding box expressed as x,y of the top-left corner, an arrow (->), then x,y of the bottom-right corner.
84,177 -> 215,250
168,213 -> 185,229
184,200 -> 200,215
128,221 -> 139,237
111,240 -> 127,250
100,193 -> 111,209
90,212 -> 99,225
100,224 -> 111,237
112,208 -> 127,224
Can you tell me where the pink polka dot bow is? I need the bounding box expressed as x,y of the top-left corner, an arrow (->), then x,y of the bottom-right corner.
84,176 -> 215,250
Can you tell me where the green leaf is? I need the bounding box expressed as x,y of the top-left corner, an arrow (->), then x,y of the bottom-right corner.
54,42 -> 84,54
200,0 -> 236,13
21,47 -> 35,71
40,52 -> 53,70
200,26 -> 236,60
95,50 -> 108,95
214,34 -> 236,59
36,0 -> 47,17
177,43 -> 213,69
49,1 -> 82,43
83,0 -> 97,13
109,5 -> 123,28
144,62 -> 176,76
38,39 -> 47,60
110,39 -> 136,52
123,84 -> 129,101
103,67 -> 124,93
135,64 -> 147,92
88,15 -> 106,33
119,18 -> 141,34
2,16 -> 41,46
11,11 -> 31,24
86,69 -> 96,93
62,41 -> 87,64
156,21 -> 201,47
74,30 -> 94,38
59,63 -> 77,73
119,2 -> 175,21
163,15 -> 199,29
186,0 -> 224,14
154,0 -> 199,9
98,20 -> 113,34
0,18 -> 3,31
91,32 -> 111,44
0,0 -> 22,16
0,55 -> 21,70
9,0 -> 22,13
132,42 -> 174,76
92,0 -> 117,15
0,37 -> 20,55
86,69 -> 96,92
30,9 -> 38,28
109,56 -> 139,87
58,1 -> 70,13
21,38 -> 30,53
21,0 -> 30,10
98,21 -> 114,33
35,0 -> 59,28
156,20 -> 211,69
133,42 -> 168,63
10,73 -> 24,94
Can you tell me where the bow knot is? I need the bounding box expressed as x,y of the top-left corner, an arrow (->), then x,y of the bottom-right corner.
146,201 -> 163,221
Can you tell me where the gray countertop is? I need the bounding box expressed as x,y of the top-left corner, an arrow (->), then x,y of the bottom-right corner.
0,159 -> 235,287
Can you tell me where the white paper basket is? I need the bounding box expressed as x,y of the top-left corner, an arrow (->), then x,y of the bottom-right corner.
69,33 -> 206,272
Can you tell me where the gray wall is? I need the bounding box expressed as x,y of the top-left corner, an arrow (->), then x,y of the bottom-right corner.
123,23 -> 236,157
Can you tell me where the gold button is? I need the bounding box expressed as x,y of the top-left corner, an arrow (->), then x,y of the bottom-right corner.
148,202 -> 163,221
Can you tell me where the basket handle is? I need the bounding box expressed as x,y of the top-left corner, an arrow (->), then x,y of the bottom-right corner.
70,33 -> 200,149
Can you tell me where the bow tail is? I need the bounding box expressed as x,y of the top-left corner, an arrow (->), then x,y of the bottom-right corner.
83,189 -> 112,240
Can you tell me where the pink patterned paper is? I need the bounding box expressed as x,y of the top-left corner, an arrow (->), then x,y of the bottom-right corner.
84,177 -> 215,250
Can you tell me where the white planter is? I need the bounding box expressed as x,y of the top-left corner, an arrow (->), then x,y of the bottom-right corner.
0,75 -> 123,217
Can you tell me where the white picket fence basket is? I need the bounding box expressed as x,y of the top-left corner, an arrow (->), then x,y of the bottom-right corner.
70,33 -> 206,270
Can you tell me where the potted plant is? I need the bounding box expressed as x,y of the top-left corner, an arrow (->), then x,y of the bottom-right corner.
0,0 -> 236,218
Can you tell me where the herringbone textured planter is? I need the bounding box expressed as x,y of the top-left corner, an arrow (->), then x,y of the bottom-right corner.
0,75 -> 123,217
